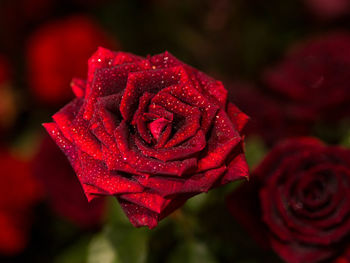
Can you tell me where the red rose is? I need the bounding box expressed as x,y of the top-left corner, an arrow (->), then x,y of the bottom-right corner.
228,138 -> 350,263
264,33 -> 350,124
0,150 -> 42,255
33,135 -> 106,227
26,15 -> 117,105
44,48 -> 249,228
305,0 -> 350,19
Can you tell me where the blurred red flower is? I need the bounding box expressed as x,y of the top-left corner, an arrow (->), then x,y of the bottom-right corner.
0,0 -> 54,49
0,55 -> 17,136
335,247 -> 350,263
227,138 -> 350,263
228,82 -> 312,145
26,15 -> 117,105
264,33 -> 350,124
33,135 -> 106,227
0,150 -> 42,255
305,0 -> 350,19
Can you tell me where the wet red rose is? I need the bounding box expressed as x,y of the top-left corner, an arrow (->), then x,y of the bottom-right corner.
264,33 -> 350,124
33,135 -> 106,227
0,150 -> 42,255
305,0 -> 350,19
227,138 -> 350,263
44,48 -> 249,228
27,15 -> 117,105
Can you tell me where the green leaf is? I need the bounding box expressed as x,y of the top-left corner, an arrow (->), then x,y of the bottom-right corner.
105,225 -> 149,263
54,237 -> 90,263
184,193 -> 208,214
106,197 -> 130,226
244,136 -> 268,169
88,232 -> 119,263
88,199 -> 150,263
167,240 -> 218,263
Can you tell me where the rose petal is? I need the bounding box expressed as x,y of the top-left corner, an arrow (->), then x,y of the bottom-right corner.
115,122 -> 197,176
71,78 -> 86,98
135,130 -> 206,162
227,102 -> 249,132
138,166 -> 226,197
118,198 -> 158,229
120,66 -> 188,121
197,110 -> 241,172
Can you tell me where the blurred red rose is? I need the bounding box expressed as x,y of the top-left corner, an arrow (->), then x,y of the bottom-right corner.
305,0 -> 350,19
0,150 -> 42,255
228,82 -> 312,145
264,33 -> 350,125
44,48 -> 249,229
335,247 -> 350,263
227,138 -> 350,263
26,15 -> 117,105
0,55 -> 11,84
0,0 -> 54,49
33,135 -> 106,227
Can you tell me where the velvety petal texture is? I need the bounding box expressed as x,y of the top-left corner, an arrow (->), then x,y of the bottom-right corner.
45,48 -> 249,228
227,138 -> 350,263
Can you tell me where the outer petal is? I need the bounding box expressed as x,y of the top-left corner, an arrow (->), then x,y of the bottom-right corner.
197,110 -> 241,172
227,102 -> 249,133
270,239 -> 334,263
137,166 -> 226,197
118,199 -> 159,229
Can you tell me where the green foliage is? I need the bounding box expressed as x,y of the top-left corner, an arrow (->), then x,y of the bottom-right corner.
55,238 -> 90,263
87,199 -> 150,263
244,136 -> 268,170
167,240 -> 218,263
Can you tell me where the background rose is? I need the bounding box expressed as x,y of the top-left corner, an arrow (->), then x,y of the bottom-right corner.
26,15 -> 117,105
227,137 -> 350,263
0,55 -> 17,142
0,149 -> 42,255
227,82 -> 312,146
33,135 -> 106,227
264,33 -> 350,125
305,0 -> 350,19
44,48 -> 249,228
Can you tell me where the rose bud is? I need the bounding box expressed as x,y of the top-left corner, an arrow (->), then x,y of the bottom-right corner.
227,137 -> 350,263
26,15 -> 117,105
44,48 -> 249,228
264,33 -> 350,125
0,150 -> 42,255
33,135 -> 106,227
